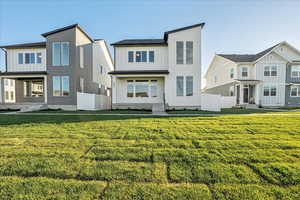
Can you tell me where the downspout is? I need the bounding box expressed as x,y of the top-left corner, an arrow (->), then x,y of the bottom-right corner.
0,48 -> 7,72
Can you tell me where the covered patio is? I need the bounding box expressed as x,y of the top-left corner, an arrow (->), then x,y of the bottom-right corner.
235,80 -> 260,105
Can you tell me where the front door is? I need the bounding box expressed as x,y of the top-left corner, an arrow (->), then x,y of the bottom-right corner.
243,85 -> 249,103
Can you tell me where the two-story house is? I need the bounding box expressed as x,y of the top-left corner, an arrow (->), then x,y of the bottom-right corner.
109,23 -> 205,111
204,41 -> 300,107
0,24 -> 113,111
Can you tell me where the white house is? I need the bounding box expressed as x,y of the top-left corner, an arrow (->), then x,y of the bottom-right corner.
204,41 -> 300,107
109,23 -> 205,111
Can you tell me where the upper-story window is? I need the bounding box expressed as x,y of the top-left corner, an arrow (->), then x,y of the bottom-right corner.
264,66 -> 277,77
241,67 -> 248,77
176,41 -> 184,64
291,66 -> 300,78
186,41 -> 193,64
230,68 -> 234,79
18,53 -> 42,64
128,51 -> 154,63
52,42 -> 69,66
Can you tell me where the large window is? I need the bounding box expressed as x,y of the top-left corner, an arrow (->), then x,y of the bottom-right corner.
24,80 -> 43,97
18,53 -> 41,64
186,76 -> 193,96
52,42 -> 69,66
52,76 -> 70,96
291,86 -> 300,97
135,51 -> 147,63
176,41 -> 184,64
264,66 -> 277,77
264,86 -> 277,96
291,66 -> 300,78
126,80 -> 158,98
176,76 -> 184,96
241,67 -> 248,77
128,51 -> 154,63
186,41 -> 193,64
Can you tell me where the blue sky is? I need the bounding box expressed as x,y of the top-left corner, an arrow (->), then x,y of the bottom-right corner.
1,0 -> 300,75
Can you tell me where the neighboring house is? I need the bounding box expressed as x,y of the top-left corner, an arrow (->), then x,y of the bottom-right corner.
0,24 -> 113,110
109,23 -> 205,110
204,41 -> 300,107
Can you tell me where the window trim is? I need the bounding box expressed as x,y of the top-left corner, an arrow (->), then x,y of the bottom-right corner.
291,65 -> 300,78
264,66 -> 277,77
176,41 -> 184,65
241,67 -> 248,78
52,42 -> 70,66
290,85 -> 300,97
263,86 -> 277,97
176,76 -> 184,96
186,41 -> 193,65
230,68 -> 234,79
52,76 -> 70,97
126,80 -> 158,98
186,76 -> 193,96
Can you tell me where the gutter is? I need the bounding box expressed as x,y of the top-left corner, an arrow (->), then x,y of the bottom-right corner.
0,48 -> 7,72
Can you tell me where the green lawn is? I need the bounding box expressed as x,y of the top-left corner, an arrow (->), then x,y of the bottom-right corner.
31,109 -> 151,114
0,114 -> 299,199
167,108 -> 280,114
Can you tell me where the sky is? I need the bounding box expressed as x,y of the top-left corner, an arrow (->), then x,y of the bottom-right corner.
1,0 -> 300,78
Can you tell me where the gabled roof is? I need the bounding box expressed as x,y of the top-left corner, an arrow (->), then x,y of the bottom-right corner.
41,24 -> 94,42
0,42 -> 46,49
111,39 -> 167,46
217,42 -> 282,63
111,22 -> 205,46
164,23 -> 205,41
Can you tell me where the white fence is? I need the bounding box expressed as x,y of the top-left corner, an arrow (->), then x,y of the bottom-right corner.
221,96 -> 236,108
77,92 -> 111,110
201,94 -> 236,112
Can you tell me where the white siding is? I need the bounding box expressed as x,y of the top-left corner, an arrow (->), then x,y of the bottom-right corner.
273,44 -> 300,62
6,48 -> 46,72
165,26 -> 202,107
205,55 -> 237,89
237,64 -> 255,80
115,46 -> 168,71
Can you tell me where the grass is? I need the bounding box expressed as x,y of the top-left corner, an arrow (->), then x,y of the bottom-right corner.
167,108 -> 280,114
0,114 -> 299,199
31,109 -> 151,114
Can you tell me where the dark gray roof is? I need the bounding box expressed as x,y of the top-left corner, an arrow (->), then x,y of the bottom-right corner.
111,39 -> 167,46
41,24 -> 94,42
164,23 -> 205,40
108,70 -> 169,75
218,42 -> 282,63
0,42 -> 46,49
0,71 -> 47,76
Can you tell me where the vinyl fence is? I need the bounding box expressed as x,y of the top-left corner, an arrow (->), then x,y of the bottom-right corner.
77,92 -> 111,110
201,94 -> 236,112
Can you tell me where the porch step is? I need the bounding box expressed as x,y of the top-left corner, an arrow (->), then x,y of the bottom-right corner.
245,104 -> 259,109
152,103 -> 166,114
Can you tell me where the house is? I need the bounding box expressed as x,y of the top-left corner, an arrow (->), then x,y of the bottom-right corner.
109,23 -> 205,111
204,41 -> 300,107
0,24 -> 113,111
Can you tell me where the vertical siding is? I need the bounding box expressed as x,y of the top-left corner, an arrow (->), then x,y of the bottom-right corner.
7,48 -> 46,72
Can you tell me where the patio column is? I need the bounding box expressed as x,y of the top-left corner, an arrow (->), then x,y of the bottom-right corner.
44,76 -> 47,104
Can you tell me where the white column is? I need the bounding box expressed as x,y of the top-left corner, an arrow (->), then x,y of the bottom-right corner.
240,84 -> 244,104
0,78 -> 2,103
44,76 -> 47,104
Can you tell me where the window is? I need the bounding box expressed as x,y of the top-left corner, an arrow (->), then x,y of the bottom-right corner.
30,53 -> 35,64
4,79 -> 8,86
186,41 -> 193,64
176,41 -> 184,64
10,91 -> 14,100
24,80 -> 43,97
271,66 -> 277,76
62,76 -> 70,96
80,47 -> 84,68
264,66 -> 270,76
149,51 -> 154,63
135,80 -> 149,97
37,53 -> 42,64
136,51 -> 141,62
176,76 -> 184,96
79,78 -> 84,93
126,80 -> 158,98
242,67 -> 248,77
264,86 -> 276,96
127,80 -> 134,97
263,86 -> 270,96
141,51 -> 147,62
18,53 -> 23,64
25,53 -> 30,64
150,80 -> 158,97
291,86 -> 300,97
264,66 -> 277,76
186,76 -> 193,96
291,66 -> 300,78
10,79 -> 14,87
128,51 -> 134,63
230,68 -> 234,79
52,42 -> 69,66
